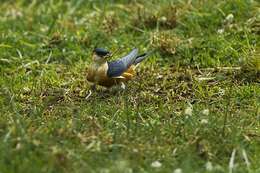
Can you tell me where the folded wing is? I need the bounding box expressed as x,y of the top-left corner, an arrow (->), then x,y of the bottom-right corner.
107,48 -> 138,78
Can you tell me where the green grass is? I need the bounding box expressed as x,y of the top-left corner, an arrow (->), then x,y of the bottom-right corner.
0,0 -> 259,172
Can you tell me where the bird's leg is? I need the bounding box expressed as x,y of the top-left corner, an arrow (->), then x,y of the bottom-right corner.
91,84 -> 96,91
120,82 -> 126,90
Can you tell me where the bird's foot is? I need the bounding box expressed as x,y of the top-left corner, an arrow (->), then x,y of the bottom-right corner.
85,90 -> 92,100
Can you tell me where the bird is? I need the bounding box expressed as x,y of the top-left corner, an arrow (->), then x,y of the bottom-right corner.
87,47 -> 150,89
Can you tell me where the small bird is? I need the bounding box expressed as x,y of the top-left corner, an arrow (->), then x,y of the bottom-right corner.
87,48 -> 150,89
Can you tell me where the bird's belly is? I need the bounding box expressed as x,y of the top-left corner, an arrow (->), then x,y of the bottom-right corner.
97,73 -> 135,88
87,65 -> 136,88
98,77 -> 120,87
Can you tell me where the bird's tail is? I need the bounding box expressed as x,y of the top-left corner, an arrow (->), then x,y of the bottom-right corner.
133,51 -> 152,65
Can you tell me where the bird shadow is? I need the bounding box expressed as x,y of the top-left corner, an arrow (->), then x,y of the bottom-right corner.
85,87 -> 128,101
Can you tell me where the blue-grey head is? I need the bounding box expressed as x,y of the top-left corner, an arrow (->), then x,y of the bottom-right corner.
93,48 -> 111,62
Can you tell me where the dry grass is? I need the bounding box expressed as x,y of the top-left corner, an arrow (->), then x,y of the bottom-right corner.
150,31 -> 181,55
131,3 -> 177,29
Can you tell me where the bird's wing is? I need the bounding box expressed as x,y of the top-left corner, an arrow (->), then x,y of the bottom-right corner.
134,53 -> 147,64
107,48 -> 138,78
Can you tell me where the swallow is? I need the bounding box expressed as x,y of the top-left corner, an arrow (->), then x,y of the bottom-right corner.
87,48 -> 150,89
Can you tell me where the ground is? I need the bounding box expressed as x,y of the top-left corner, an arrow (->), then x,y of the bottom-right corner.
0,0 -> 259,173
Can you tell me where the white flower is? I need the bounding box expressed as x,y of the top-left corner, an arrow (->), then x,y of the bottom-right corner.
202,109 -> 209,115
217,28 -> 224,34
218,89 -> 225,96
151,161 -> 162,168
184,106 -> 193,116
113,39 -> 118,43
133,148 -> 138,153
173,168 -> 182,173
205,161 -> 213,171
100,168 -> 109,173
200,119 -> 208,124
159,16 -> 167,22
225,14 -> 234,23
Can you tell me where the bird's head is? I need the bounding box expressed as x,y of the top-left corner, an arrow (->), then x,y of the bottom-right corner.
92,48 -> 111,63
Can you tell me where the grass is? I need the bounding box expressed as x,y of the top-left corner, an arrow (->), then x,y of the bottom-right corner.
0,0 -> 259,172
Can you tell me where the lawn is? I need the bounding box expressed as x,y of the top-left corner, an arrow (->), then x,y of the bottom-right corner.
0,0 -> 259,172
